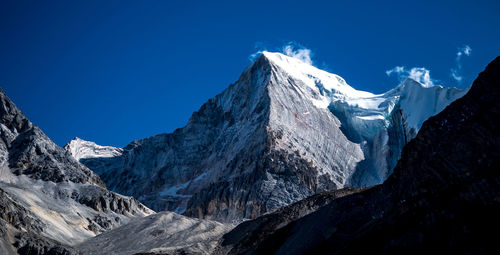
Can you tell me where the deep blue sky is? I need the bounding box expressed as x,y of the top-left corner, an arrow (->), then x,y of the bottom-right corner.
1,0 -> 499,147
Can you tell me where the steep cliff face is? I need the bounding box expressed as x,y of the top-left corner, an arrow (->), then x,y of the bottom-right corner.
69,52 -> 464,223
0,89 -> 153,255
217,56 -> 500,254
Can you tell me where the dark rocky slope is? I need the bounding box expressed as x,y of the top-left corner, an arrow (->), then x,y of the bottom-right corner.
213,187 -> 366,255
217,56 -> 500,254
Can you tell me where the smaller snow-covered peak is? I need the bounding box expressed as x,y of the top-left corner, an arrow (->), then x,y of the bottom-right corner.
392,78 -> 466,131
65,137 -> 123,161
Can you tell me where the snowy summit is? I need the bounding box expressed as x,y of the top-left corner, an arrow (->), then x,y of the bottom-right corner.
65,137 -> 124,161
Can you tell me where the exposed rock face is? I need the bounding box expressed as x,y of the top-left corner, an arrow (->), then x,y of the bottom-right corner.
217,56 -> 500,254
0,89 -> 153,254
69,52 -> 464,223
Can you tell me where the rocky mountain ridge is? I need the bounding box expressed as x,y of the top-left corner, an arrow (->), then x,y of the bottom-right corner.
0,88 -> 153,255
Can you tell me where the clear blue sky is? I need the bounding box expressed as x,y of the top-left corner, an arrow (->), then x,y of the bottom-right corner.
1,0 -> 499,147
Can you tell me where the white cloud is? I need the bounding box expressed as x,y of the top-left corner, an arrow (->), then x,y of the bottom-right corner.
385,66 -> 404,76
282,43 -> 313,65
450,69 -> 463,82
385,66 -> 437,88
450,45 -> 472,83
249,42 -> 314,65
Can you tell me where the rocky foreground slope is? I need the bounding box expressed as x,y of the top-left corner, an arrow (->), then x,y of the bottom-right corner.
215,56 -> 500,254
68,52 -> 465,223
76,211 -> 232,255
0,89 -> 153,254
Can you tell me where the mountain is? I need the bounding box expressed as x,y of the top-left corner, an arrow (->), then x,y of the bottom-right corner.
216,56 -> 500,254
68,52 -> 465,223
0,89 -> 153,254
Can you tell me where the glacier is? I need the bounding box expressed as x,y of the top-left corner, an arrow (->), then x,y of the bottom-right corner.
260,52 -> 466,185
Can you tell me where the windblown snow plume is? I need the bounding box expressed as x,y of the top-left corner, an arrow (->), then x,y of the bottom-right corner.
249,42 -> 314,65
282,43 -> 313,65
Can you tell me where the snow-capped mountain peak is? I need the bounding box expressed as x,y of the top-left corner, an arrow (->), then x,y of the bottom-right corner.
65,137 -> 123,161
68,52 -> 467,222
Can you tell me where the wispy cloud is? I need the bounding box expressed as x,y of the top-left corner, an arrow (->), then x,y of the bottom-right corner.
282,43 -> 313,65
248,51 -> 263,61
249,42 -> 314,65
386,66 -> 437,88
450,45 -> 472,83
